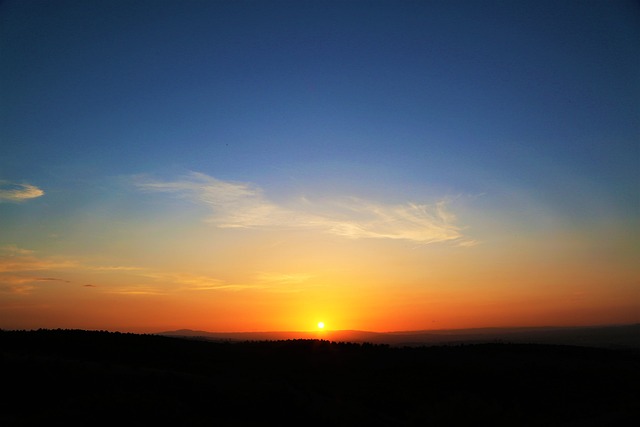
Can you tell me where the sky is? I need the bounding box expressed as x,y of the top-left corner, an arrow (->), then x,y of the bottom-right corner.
1,0 -> 638,333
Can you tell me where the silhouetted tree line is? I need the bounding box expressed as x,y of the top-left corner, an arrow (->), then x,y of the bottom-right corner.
1,329 -> 639,426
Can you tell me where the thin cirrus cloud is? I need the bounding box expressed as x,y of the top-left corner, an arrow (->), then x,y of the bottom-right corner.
0,246 -> 285,295
143,272 -> 275,292
256,272 -> 313,285
144,272 -> 232,291
0,247 -> 77,273
136,172 -> 466,244
0,181 -> 44,202
0,276 -> 71,296
0,246 -> 142,274
0,246 -> 73,294
0,245 -> 146,294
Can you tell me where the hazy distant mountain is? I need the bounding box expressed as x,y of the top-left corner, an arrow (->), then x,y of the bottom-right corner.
158,323 -> 640,349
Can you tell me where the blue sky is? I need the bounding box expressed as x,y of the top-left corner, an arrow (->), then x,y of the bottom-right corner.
1,0 -> 638,331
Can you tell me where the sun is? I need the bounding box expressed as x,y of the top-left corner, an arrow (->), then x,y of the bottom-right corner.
317,321 -> 325,329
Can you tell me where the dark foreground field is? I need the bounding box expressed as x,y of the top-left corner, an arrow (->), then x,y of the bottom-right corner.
2,329 -> 639,426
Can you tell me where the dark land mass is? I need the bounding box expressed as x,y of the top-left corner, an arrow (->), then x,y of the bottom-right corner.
2,329 -> 639,426
159,323 -> 640,349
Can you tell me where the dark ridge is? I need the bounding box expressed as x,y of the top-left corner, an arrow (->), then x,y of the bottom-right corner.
2,328 -> 639,426
158,323 -> 640,349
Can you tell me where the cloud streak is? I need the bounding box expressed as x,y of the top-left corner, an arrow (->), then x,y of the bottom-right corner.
0,246 -> 148,294
136,172 -> 465,244
0,181 -> 44,202
0,274 -> 72,295
144,272 -> 270,292
0,250 -> 77,273
0,245 -> 281,295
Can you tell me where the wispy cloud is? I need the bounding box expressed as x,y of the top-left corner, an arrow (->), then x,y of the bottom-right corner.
1,275 -> 56,285
139,270 -> 310,293
88,266 -> 145,272
457,239 -> 480,247
136,172 -> 465,244
0,246 -> 141,274
250,272 -> 313,293
104,286 -> 166,296
256,272 -> 313,285
144,271 -> 266,292
0,247 -> 77,273
0,246 -> 146,294
0,181 -> 44,202
147,272 -> 226,290
0,245 -> 34,255
136,172 -> 286,228
309,198 -> 462,243
0,245 -> 309,295
0,281 -> 35,294
0,246 -> 75,294
33,277 -> 71,283
0,275 -> 71,294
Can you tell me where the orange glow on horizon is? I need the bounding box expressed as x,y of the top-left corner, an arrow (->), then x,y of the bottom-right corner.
0,223 -> 637,333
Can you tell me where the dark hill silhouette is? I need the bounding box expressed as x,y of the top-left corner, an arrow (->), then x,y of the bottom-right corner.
1,328 -> 639,426
159,323 -> 640,349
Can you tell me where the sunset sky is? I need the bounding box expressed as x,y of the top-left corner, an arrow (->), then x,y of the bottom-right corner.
1,0 -> 638,333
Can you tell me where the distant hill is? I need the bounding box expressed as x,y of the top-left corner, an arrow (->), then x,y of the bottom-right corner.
159,323 -> 640,349
2,328 -> 639,426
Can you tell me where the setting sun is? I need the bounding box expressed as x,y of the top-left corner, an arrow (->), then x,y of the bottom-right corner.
317,322 -> 325,329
